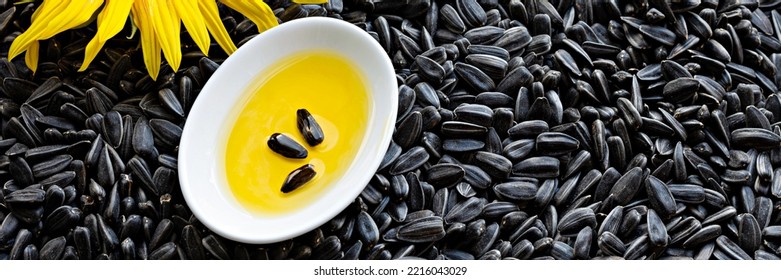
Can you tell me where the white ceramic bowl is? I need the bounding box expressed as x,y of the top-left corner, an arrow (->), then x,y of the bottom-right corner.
178,17 -> 397,244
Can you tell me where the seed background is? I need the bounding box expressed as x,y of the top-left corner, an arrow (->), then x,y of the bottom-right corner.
1,0 -> 781,260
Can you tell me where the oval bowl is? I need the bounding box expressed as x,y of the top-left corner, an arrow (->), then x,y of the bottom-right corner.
179,17 -> 397,244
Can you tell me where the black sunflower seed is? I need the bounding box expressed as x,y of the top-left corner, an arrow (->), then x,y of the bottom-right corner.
558,208 -> 597,236
267,133 -> 308,159
390,146 -> 429,175
512,156 -> 560,178
296,109 -> 324,146
397,216 -> 446,243
281,164 -> 316,193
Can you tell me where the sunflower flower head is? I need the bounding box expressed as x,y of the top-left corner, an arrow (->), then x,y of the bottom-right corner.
10,0 -> 327,80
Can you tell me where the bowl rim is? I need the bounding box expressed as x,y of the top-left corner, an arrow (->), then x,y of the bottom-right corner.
178,17 -> 398,244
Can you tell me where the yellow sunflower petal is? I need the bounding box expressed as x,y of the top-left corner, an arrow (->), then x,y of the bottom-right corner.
24,41 -> 39,73
8,0 -> 70,60
198,0 -> 236,54
173,0 -> 210,55
292,0 -> 328,4
80,0 -> 135,72
30,0 -> 50,20
39,0 -> 103,39
147,0 -> 182,72
95,0 -> 135,42
220,0 -> 278,32
166,0 -> 182,70
132,0 -> 161,80
17,0 -> 49,72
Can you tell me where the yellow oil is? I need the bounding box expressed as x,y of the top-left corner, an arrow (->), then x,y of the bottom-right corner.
223,50 -> 370,216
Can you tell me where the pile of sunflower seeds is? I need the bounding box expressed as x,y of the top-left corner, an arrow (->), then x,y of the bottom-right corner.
2,0 -> 781,260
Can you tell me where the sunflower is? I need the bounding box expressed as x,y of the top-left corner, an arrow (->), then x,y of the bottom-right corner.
8,0 -> 326,80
